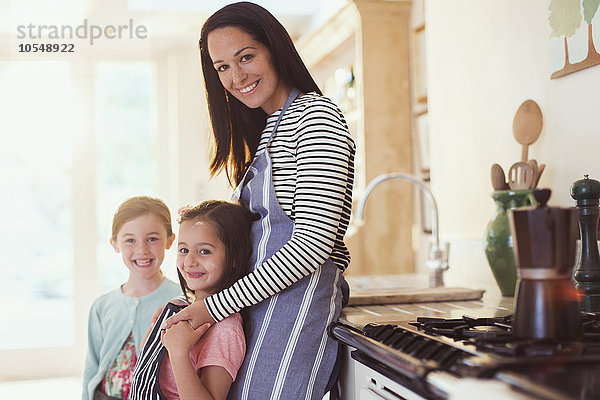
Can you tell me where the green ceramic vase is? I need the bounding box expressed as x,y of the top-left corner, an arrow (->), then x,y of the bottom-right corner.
483,189 -> 537,296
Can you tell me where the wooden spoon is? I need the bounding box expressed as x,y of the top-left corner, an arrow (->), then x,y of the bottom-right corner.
534,164 -> 545,188
491,163 -> 506,190
508,162 -> 534,190
513,100 -> 543,162
528,159 -> 538,189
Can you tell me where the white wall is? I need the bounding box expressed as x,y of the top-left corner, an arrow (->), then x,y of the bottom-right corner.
426,1 -> 600,289
155,43 -> 231,207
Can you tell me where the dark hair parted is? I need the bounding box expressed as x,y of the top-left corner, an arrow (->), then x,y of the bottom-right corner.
177,200 -> 253,302
199,1 -> 322,186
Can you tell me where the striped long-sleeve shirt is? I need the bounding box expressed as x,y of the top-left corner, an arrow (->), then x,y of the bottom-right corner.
205,92 -> 356,321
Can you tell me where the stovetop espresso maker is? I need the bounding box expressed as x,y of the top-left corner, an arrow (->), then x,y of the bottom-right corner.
509,188 -> 581,340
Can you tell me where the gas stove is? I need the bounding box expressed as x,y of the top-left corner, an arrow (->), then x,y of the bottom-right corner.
330,313 -> 600,400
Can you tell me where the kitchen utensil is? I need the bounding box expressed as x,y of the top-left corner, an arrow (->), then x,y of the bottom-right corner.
571,175 -> 600,312
513,100 -> 543,162
527,159 -> 538,189
534,163 -> 545,188
509,188 -> 581,340
490,163 -> 506,190
507,162 -> 533,190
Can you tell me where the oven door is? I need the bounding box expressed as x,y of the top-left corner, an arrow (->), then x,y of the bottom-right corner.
339,343 -> 431,400
355,360 -> 429,400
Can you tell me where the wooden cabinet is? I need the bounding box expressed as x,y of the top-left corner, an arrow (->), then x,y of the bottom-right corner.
297,0 -> 414,276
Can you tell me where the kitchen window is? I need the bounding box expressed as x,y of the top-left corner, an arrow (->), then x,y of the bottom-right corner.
94,62 -> 160,293
0,61 -> 75,351
0,60 -> 160,379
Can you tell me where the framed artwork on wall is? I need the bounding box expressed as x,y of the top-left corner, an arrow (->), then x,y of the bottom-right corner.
549,0 -> 600,79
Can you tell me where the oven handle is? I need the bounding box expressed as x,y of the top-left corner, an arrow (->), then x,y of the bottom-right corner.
328,322 -> 437,382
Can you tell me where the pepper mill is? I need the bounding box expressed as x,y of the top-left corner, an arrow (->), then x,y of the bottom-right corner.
571,174 -> 600,312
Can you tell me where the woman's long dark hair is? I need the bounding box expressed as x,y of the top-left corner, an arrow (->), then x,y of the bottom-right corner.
199,1 -> 321,186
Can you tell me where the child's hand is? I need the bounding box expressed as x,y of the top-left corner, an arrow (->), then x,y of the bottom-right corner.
162,299 -> 215,330
161,321 -> 211,357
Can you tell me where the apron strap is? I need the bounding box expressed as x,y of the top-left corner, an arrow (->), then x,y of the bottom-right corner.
266,87 -> 300,148
233,88 -> 300,200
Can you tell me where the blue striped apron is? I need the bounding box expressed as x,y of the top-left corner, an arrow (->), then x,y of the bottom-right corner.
129,303 -> 183,400
229,89 -> 347,400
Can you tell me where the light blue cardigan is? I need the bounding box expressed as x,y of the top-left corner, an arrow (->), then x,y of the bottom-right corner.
82,278 -> 181,400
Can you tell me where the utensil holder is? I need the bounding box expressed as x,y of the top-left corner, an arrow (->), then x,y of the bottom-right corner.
483,189 -> 536,296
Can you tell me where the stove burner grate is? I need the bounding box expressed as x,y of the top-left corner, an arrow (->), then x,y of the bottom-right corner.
412,315 -> 514,341
407,313 -> 600,358
362,323 -> 467,371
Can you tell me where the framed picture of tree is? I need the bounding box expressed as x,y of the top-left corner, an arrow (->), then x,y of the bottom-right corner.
549,0 -> 600,79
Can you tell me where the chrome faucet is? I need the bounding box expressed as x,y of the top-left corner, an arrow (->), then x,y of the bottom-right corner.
355,172 -> 450,288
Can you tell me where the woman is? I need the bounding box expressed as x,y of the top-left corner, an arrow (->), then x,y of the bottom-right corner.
163,2 -> 355,398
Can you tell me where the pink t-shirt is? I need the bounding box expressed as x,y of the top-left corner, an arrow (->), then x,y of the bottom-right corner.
158,313 -> 245,399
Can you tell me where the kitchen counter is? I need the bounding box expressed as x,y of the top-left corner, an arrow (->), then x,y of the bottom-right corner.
340,295 -> 513,328
340,274 -> 513,328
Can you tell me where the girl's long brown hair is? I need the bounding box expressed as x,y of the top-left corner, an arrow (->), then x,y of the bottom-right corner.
177,200 -> 253,302
199,1 -> 321,186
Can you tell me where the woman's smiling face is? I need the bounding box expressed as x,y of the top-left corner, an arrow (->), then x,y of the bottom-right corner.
177,218 -> 227,298
208,26 -> 291,114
